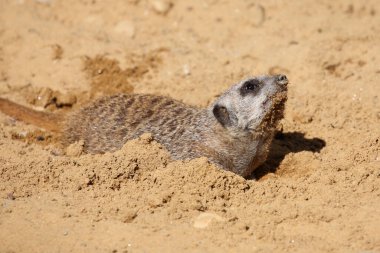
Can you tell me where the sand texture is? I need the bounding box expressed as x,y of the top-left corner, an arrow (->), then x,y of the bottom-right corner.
0,0 -> 379,252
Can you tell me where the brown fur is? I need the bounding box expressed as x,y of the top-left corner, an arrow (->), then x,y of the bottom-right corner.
0,75 -> 288,177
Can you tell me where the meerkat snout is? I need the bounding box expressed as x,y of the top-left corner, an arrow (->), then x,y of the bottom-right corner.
276,74 -> 288,85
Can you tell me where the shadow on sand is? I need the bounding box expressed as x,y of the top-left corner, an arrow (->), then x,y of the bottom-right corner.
252,131 -> 326,180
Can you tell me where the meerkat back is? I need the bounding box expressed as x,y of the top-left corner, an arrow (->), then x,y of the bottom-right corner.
63,93 -> 200,154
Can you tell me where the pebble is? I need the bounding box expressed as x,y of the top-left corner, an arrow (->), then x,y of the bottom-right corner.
193,212 -> 225,229
183,64 -> 191,76
35,87 -> 54,107
65,140 -> 84,157
54,91 -> 77,107
31,87 -> 77,108
114,20 -> 136,38
151,0 -> 173,15
248,4 -> 266,27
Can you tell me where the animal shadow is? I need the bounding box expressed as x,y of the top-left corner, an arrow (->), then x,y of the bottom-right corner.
252,131 -> 326,179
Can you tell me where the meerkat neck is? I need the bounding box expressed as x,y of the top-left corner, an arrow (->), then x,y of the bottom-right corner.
185,108 -> 257,175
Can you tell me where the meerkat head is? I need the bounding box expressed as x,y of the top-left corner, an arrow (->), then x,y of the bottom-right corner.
211,74 -> 288,136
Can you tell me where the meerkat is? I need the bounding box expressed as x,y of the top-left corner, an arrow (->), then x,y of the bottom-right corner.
0,74 -> 288,177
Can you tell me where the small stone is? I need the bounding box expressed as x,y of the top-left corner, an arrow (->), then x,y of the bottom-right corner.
65,140 -> 84,157
114,20 -> 136,38
139,133 -> 154,144
27,87 -> 76,108
54,92 -> 77,107
34,87 -> 54,107
151,0 -> 173,15
18,131 -> 28,138
193,212 -> 225,229
248,4 -> 266,27
183,64 -> 191,76
148,196 -> 163,208
50,148 -> 64,156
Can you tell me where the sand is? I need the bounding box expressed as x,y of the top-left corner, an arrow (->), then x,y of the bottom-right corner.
0,0 -> 379,252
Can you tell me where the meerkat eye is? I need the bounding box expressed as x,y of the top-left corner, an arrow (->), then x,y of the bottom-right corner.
244,79 -> 260,90
240,79 -> 260,96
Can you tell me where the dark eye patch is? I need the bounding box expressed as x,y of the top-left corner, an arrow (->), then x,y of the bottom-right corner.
240,79 -> 261,96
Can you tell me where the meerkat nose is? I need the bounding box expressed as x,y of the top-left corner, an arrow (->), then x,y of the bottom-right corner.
276,74 -> 288,86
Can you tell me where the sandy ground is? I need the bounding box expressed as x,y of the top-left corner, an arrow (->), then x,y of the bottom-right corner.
0,0 -> 379,252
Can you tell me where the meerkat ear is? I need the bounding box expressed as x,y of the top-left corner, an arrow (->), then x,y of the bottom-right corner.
213,104 -> 234,127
